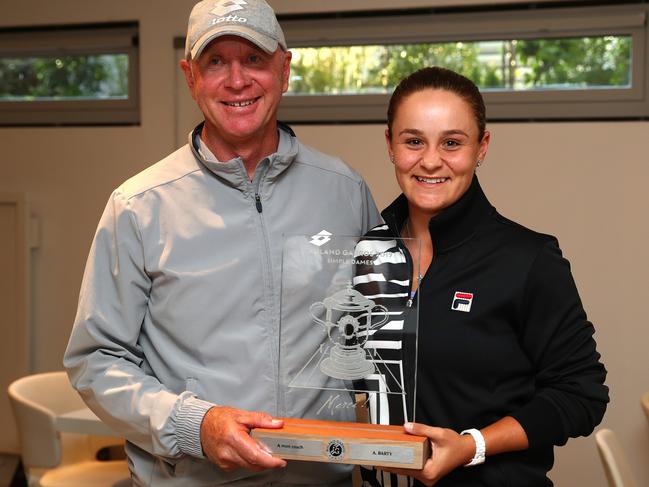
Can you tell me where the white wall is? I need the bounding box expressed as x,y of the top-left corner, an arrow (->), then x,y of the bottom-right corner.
0,1 -> 647,485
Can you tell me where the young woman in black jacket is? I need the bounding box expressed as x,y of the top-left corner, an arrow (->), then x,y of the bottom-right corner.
354,67 -> 608,487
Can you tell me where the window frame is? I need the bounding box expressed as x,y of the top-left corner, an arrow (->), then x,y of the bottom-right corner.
0,22 -> 140,126
276,2 -> 649,122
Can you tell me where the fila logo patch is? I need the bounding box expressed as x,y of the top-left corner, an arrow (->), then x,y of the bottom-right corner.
211,0 -> 247,16
451,292 -> 474,312
309,230 -> 332,247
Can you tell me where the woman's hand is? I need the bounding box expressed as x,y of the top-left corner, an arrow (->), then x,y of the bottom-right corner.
381,422 -> 476,486
381,417 -> 528,486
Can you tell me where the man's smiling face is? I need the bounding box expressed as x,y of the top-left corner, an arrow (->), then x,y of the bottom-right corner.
182,35 -> 291,147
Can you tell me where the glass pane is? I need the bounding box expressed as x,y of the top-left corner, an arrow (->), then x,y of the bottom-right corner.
0,54 -> 129,101
287,35 -> 631,95
273,233 -> 422,467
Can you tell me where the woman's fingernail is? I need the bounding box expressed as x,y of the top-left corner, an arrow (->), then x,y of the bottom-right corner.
404,422 -> 413,432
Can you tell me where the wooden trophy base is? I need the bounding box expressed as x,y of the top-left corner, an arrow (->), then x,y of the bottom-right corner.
251,417 -> 430,469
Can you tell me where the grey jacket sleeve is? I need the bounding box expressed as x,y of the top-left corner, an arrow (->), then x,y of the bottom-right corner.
358,179 -> 382,233
64,190 -> 213,460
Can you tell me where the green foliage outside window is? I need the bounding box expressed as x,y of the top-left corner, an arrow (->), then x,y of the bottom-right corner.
0,54 -> 129,101
517,36 -> 631,88
287,36 -> 632,95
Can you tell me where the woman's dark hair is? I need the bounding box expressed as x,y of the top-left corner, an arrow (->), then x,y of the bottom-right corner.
387,66 -> 486,141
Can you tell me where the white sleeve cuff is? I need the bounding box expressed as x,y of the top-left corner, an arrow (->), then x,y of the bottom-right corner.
175,395 -> 216,458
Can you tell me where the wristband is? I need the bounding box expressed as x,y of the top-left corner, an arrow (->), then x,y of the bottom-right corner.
460,428 -> 486,466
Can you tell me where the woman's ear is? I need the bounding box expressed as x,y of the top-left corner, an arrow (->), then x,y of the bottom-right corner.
478,130 -> 491,161
385,128 -> 394,163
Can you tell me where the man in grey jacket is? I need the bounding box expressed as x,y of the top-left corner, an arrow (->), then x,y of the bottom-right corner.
63,1 -> 380,485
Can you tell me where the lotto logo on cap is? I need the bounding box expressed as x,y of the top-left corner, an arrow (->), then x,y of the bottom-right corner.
211,0 -> 247,16
451,291 -> 474,312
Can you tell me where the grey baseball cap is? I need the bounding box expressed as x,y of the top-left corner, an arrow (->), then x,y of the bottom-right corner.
185,0 -> 287,59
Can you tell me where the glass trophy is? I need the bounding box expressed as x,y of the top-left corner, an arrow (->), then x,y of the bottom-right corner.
251,234 -> 427,468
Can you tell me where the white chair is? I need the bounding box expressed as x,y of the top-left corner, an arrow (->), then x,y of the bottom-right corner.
8,371 -> 130,487
595,428 -> 637,487
641,391 -> 649,426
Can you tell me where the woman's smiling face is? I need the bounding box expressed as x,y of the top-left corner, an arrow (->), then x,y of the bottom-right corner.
387,88 -> 490,219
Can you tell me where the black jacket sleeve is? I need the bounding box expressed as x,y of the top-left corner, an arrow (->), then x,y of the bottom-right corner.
509,238 -> 609,447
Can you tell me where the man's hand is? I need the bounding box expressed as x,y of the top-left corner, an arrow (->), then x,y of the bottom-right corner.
381,422 -> 475,486
200,406 -> 287,472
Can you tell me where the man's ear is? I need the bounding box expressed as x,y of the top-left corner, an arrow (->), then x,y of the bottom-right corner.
281,50 -> 292,93
180,59 -> 196,95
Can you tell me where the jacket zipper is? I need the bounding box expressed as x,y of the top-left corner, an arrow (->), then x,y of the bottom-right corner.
255,193 -> 263,213
251,161 -> 281,416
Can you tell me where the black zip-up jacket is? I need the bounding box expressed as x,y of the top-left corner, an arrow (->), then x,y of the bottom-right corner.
357,176 -> 608,486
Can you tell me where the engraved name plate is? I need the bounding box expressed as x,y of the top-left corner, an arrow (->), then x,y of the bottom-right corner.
347,444 -> 414,464
252,418 -> 429,469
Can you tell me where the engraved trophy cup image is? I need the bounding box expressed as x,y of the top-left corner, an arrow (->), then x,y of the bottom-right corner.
309,283 -> 389,381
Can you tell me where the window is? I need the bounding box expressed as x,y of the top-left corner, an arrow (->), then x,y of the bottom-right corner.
0,22 -> 139,126
289,36 -> 632,95
276,3 -> 648,122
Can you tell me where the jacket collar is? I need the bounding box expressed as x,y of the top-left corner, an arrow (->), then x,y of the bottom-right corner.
188,121 -> 298,188
381,175 -> 494,254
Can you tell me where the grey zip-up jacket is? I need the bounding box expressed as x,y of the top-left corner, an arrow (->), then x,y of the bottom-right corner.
64,124 -> 380,486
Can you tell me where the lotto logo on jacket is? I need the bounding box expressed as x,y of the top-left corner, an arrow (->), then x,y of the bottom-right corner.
452,291 -> 474,312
